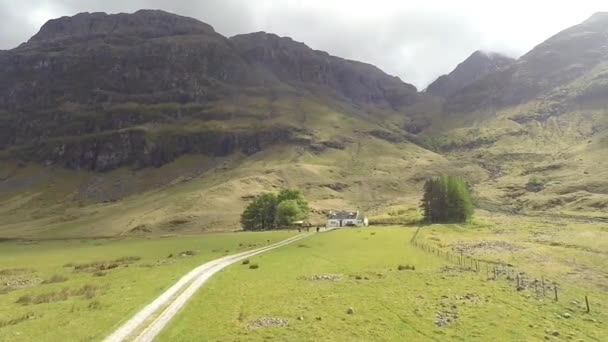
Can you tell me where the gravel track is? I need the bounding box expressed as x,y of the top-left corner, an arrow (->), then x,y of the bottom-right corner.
103,233 -> 313,342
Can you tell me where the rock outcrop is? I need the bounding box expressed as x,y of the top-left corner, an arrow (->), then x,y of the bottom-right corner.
0,10 -> 423,171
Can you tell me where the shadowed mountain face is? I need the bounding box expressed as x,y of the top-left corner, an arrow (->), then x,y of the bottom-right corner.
426,50 -> 514,98
0,10 -> 420,171
230,32 -> 418,107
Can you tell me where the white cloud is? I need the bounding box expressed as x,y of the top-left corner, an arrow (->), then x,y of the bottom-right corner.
1,0 -> 607,87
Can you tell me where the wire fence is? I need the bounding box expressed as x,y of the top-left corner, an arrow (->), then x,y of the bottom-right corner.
409,227 -> 592,313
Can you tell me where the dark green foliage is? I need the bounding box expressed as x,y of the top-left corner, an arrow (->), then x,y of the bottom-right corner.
420,176 -> 474,223
240,193 -> 278,231
249,263 -> 259,269
241,189 -> 309,230
526,176 -> 545,192
398,264 -> 416,271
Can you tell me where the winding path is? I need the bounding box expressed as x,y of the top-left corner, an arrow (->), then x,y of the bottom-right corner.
103,233 -> 314,342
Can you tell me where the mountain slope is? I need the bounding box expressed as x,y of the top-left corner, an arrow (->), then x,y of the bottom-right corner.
0,10 -> 424,172
430,13 -> 608,220
0,10 -> 454,237
426,50 -> 514,98
445,12 -> 608,113
0,10 -> 607,238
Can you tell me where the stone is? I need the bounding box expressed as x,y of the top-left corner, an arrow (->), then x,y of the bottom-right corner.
346,307 -> 355,315
562,312 -> 571,319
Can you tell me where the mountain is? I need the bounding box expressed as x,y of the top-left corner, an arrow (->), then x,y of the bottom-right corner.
430,12 -> 608,220
0,10 -> 606,238
445,12 -> 608,113
0,10 -> 423,172
426,50 -> 514,98
0,10 -> 443,237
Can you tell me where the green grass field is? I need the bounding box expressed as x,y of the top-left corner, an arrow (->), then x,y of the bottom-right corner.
0,231 -> 295,342
159,227 -> 606,341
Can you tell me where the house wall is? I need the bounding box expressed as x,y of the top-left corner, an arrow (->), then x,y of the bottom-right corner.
342,219 -> 359,226
327,219 -> 341,228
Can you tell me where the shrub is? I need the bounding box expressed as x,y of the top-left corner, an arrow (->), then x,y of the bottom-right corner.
398,264 -> 416,271
249,264 -> 259,269
88,300 -> 102,310
42,275 -> 68,284
0,312 -> 34,328
242,259 -> 251,265
113,256 -> 141,263
16,295 -> 32,305
526,176 -> 545,192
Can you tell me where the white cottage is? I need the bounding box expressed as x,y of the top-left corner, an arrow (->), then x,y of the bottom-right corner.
326,210 -> 369,228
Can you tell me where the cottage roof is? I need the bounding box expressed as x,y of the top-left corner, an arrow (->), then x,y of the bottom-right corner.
328,211 -> 359,220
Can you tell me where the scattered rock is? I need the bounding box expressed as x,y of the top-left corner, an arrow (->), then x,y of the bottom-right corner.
248,317 -> 289,329
562,313 -> 572,319
297,316 -> 304,321
453,240 -> 524,254
304,274 -> 342,281
346,307 -> 355,315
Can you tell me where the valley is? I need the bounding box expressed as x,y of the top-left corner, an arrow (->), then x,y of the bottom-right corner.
0,8 -> 606,342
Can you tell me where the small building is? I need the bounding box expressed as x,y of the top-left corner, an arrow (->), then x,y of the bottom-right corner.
326,210 -> 369,228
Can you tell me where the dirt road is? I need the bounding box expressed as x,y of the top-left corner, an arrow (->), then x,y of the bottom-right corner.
103,233 -> 313,342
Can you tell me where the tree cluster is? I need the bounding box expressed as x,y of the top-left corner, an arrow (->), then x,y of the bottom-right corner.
420,176 -> 474,223
241,189 -> 310,231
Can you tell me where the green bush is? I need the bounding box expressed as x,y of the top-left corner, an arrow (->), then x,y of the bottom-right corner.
398,264 -> 416,271
526,176 -> 545,192
249,264 -> 259,269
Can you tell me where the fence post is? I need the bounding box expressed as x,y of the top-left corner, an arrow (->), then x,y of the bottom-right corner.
542,277 -> 546,297
585,296 -> 590,313
554,284 -> 558,302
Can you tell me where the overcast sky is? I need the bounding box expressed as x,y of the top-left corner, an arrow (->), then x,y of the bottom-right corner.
1,1 -> 607,88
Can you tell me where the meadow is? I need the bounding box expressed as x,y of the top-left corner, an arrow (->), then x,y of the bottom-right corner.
0,231 -> 295,342
159,226 -> 606,341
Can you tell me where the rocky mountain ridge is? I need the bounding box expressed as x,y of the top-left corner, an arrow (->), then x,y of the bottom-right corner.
426,50 -> 515,98
0,10 -> 421,171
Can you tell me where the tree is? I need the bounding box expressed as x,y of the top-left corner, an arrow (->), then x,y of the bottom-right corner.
241,189 -> 310,230
241,193 -> 278,231
277,189 -> 309,219
276,200 -> 306,226
420,176 -> 473,223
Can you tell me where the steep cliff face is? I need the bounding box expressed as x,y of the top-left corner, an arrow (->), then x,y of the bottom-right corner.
230,32 -> 419,108
0,10 -> 425,171
426,50 -> 514,98
12,126 -> 305,171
